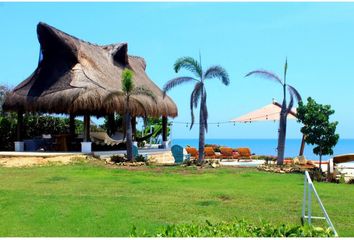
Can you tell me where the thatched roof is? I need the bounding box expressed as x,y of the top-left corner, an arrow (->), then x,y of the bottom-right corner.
3,22 -> 177,118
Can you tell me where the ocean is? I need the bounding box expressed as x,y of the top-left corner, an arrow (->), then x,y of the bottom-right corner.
172,138 -> 354,161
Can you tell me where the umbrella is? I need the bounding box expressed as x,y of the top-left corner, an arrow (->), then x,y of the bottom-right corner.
231,99 -> 305,156
231,100 -> 297,123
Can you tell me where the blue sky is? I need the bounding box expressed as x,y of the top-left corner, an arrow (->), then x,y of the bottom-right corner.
1,2 -> 354,139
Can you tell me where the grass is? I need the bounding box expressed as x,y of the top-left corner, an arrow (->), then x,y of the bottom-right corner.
0,162 -> 352,237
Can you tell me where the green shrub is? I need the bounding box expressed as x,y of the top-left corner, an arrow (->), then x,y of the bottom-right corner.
110,155 -> 127,163
135,154 -> 147,163
0,114 -> 17,150
347,178 -> 354,184
111,154 -> 146,163
0,113 -> 85,151
131,219 -> 334,237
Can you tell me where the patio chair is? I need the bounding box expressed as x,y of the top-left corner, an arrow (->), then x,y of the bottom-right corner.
236,147 -> 252,160
220,147 -> 239,161
204,147 -> 217,159
186,147 -> 199,159
171,145 -> 190,164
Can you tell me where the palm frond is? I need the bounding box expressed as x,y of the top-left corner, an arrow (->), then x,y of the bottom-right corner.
174,57 -> 203,78
130,96 -> 148,117
204,66 -> 230,86
189,83 -> 203,130
189,92 -> 195,131
163,77 -> 197,97
245,70 -> 283,85
192,82 -> 203,108
104,91 -> 125,104
121,69 -> 134,93
287,84 -> 302,103
286,93 -> 294,115
131,86 -> 157,103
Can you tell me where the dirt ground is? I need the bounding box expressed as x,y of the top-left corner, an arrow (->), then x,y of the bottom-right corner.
0,155 -> 87,168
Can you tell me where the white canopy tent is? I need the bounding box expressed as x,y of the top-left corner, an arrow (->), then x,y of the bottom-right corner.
231,100 -> 297,123
231,100 -> 305,156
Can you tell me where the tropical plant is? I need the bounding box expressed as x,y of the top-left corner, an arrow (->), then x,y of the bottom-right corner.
0,85 -> 10,114
163,56 -> 230,164
105,69 -> 156,161
140,117 -> 171,144
296,97 -> 339,171
245,59 -> 301,165
130,219 -> 334,237
101,113 -> 124,136
0,113 -> 85,151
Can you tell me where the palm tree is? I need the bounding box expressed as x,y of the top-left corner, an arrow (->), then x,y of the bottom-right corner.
245,59 -> 301,165
163,56 -> 230,164
106,69 -> 156,161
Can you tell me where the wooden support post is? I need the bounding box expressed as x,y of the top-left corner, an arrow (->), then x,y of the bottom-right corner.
69,114 -> 76,136
17,111 -> 23,141
83,114 -> 90,142
162,116 -> 168,142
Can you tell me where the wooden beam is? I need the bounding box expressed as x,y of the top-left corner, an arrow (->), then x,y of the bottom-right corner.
69,114 -> 76,136
83,114 -> 90,142
162,116 -> 168,142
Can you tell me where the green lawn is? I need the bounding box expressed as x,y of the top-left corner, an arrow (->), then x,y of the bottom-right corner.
0,162 -> 353,237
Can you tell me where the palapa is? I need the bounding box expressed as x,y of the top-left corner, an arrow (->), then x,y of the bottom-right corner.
3,22 -> 178,118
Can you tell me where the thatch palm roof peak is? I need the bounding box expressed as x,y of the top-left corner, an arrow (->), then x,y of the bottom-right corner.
4,22 -> 177,118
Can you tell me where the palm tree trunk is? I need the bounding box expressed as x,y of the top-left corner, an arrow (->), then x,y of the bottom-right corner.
277,101 -> 287,165
319,147 -> 322,173
198,93 -> 205,164
125,101 -> 134,161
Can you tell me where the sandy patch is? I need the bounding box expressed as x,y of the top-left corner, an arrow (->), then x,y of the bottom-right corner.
0,155 -> 87,168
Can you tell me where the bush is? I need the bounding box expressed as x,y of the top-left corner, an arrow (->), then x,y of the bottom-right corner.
110,154 -> 147,163
0,113 -> 85,151
347,178 -> 354,184
135,154 -> 147,163
110,155 -> 127,163
0,114 -> 17,150
143,219 -> 334,237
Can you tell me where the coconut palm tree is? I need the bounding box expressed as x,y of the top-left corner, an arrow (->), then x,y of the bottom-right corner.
163,56 -> 230,164
106,69 -> 156,161
245,59 -> 301,165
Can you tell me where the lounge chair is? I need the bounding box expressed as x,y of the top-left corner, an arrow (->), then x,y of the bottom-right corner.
90,132 -> 124,146
236,147 -> 252,160
186,147 -> 199,159
220,147 -> 239,161
171,145 -> 190,164
204,147 -> 217,159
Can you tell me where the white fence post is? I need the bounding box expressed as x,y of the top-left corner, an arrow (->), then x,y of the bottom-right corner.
302,171 -> 338,237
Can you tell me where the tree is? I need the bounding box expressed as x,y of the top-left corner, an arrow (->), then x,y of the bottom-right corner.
0,85 -> 10,114
296,97 -> 339,171
163,56 -> 230,164
140,117 -> 172,144
245,59 -> 301,165
106,69 -> 156,161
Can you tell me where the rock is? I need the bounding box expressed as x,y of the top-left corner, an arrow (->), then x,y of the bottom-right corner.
211,162 -> 219,168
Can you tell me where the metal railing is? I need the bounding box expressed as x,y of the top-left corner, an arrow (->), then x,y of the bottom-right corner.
301,171 -> 338,236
